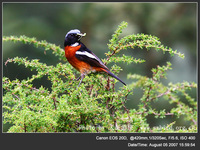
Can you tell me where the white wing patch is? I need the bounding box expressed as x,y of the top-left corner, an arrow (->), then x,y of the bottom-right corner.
76,51 -> 97,60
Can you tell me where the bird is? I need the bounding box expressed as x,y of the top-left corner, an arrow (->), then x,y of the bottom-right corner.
64,29 -> 126,87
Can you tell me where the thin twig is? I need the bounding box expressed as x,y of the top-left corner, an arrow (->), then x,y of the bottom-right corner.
121,94 -> 131,131
3,81 -> 40,92
52,96 -> 57,110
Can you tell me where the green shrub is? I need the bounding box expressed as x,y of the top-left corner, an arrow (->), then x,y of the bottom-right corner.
3,21 -> 197,132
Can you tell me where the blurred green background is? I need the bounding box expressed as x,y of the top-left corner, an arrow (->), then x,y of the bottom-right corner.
3,2 -> 197,132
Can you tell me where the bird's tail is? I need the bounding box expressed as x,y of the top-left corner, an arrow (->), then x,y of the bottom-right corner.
102,69 -> 126,86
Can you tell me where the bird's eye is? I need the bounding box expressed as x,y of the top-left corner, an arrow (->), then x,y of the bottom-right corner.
69,34 -> 75,36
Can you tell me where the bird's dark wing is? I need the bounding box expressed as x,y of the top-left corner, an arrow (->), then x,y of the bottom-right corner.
75,43 -> 108,70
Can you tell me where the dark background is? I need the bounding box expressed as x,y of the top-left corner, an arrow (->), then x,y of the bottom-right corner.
3,2 -> 197,132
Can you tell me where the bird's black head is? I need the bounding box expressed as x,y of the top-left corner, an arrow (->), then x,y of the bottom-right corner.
64,29 -> 86,47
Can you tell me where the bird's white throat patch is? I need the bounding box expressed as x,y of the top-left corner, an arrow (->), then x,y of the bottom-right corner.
71,42 -> 80,47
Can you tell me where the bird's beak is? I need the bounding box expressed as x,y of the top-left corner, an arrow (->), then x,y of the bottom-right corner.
77,33 -> 86,37
77,33 -> 86,40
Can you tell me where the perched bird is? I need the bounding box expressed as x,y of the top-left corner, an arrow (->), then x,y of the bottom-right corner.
64,29 -> 126,87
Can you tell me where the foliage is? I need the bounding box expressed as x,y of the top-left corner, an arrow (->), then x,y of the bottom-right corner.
3,21 -> 197,133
